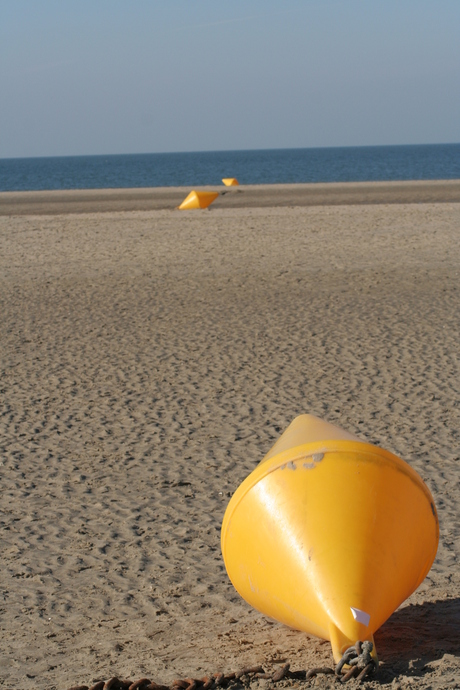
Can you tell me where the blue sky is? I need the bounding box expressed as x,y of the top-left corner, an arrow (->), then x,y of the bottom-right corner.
1,0 -> 459,158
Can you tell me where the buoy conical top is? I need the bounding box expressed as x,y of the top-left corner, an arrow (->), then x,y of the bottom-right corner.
178,190 -> 219,210
222,178 -> 239,186
221,415 -> 438,664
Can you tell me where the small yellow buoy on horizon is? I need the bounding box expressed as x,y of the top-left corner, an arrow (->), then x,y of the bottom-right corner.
222,178 -> 239,186
178,190 -> 219,210
221,414 -> 439,666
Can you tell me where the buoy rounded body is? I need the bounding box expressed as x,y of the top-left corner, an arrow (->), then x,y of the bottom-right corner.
222,178 -> 239,186
221,415 -> 438,663
178,190 -> 219,210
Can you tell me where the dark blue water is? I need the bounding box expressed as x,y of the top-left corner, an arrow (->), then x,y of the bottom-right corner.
1,144 -> 459,192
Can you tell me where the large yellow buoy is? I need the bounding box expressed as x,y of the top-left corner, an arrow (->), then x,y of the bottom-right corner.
222,178 -> 239,186
221,415 -> 438,664
177,190 -> 219,210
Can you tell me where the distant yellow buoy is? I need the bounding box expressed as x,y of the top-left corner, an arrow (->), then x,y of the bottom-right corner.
222,178 -> 239,186
221,414 -> 438,664
178,190 -> 219,210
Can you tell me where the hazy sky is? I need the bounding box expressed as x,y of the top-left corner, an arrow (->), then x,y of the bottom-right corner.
1,0 -> 459,158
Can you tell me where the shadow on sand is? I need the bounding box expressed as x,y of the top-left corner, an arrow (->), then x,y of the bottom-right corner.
374,597 -> 460,683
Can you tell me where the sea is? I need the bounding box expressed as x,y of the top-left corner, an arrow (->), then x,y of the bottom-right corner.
0,143 -> 459,192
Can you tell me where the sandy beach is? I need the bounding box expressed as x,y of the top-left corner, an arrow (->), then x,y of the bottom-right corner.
2,180 -> 460,215
1,183 -> 459,689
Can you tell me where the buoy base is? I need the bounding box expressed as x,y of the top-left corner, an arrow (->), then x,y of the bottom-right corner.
329,622 -> 378,667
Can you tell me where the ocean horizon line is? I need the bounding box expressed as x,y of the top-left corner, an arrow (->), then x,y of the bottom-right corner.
2,141 -> 460,162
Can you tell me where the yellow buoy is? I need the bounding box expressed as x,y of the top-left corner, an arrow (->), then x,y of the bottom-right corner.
221,414 -> 438,664
222,178 -> 239,186
177,190 -> 219,210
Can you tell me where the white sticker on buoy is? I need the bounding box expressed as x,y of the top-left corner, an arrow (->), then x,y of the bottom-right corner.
350,607 -> 370,626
